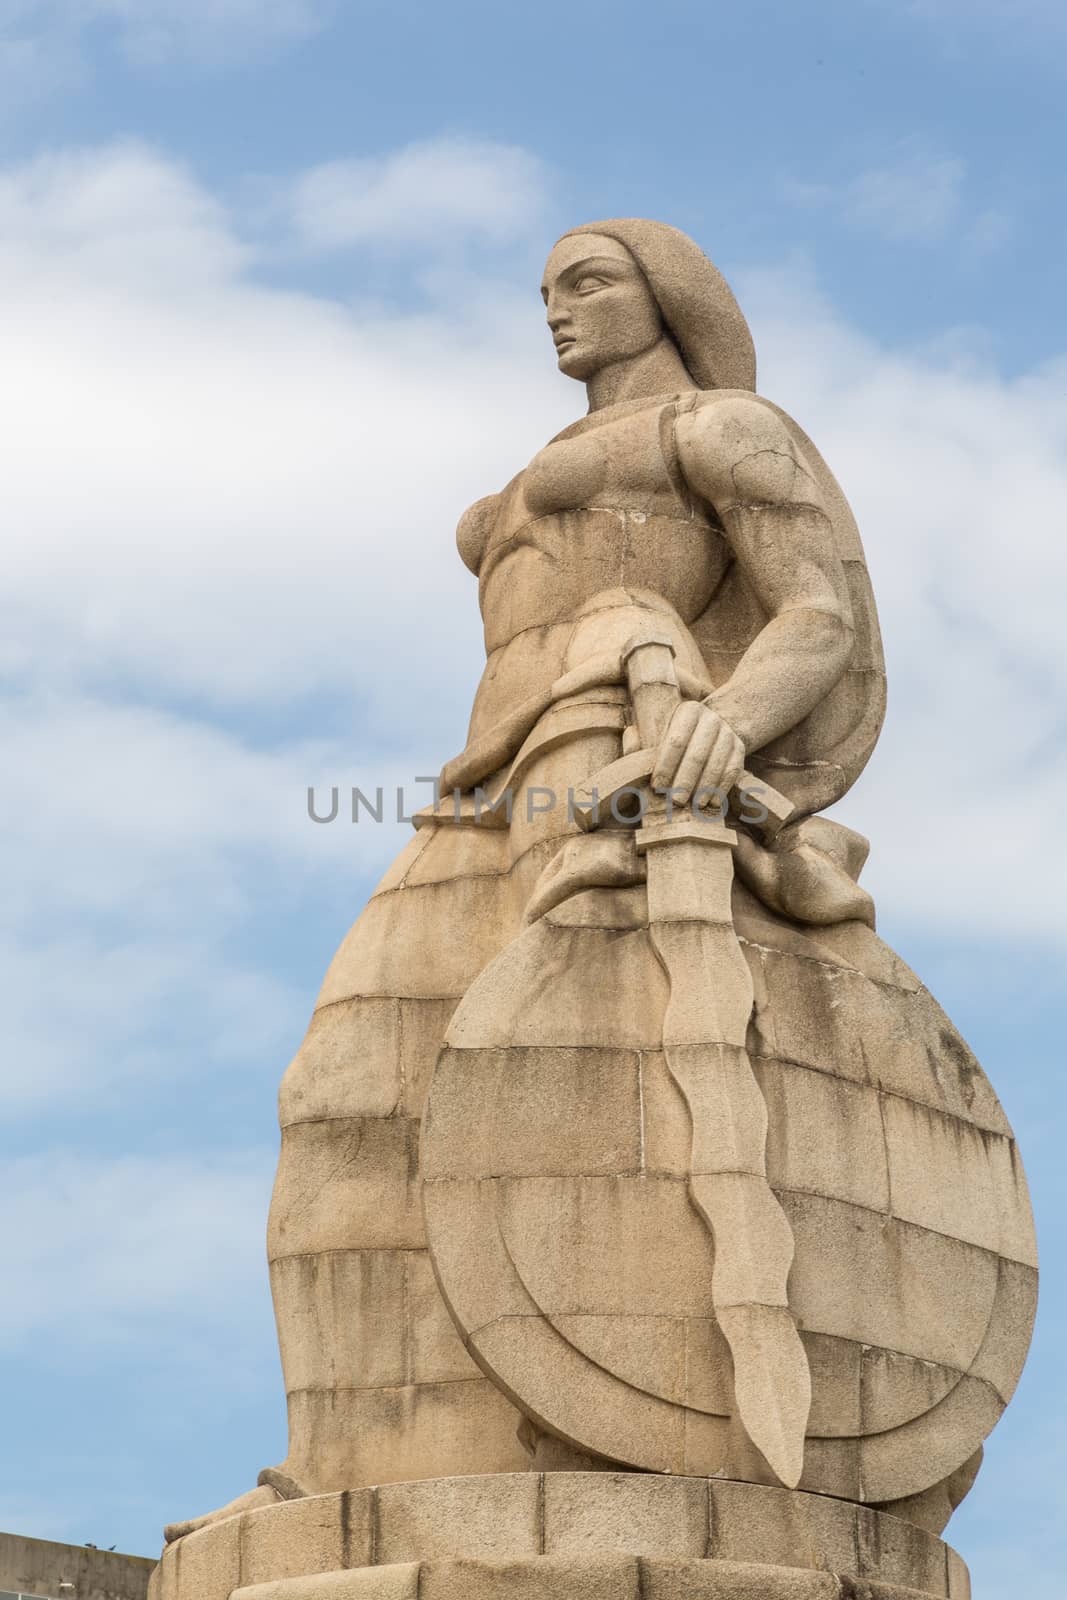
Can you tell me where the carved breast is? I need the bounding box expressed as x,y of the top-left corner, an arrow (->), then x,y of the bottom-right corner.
475,398 -> 729,658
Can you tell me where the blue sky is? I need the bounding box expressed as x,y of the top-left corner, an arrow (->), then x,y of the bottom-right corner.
0,1 -> 1064,1594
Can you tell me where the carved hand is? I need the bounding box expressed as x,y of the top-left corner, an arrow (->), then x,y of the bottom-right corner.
651,698 -> 745,806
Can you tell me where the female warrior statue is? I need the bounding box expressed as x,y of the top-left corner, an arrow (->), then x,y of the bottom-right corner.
167,220 -> 1035,1549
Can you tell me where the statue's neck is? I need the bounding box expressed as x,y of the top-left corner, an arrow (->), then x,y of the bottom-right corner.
585,336 -> 694,412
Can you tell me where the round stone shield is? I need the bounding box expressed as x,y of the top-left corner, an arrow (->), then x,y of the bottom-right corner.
421,908 -> 1037,1503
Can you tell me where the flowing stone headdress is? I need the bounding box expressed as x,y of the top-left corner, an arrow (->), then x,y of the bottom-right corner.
561,217 -> 757,392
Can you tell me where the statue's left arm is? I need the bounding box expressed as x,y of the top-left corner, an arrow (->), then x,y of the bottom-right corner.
656,395 -> 855,797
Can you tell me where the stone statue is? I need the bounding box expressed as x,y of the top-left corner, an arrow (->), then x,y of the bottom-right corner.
154,221 -> 1036,1600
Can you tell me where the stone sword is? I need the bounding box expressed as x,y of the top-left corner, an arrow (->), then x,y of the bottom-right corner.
572,628 -> 812,1489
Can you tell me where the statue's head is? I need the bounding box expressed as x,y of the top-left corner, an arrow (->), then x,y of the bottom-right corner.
542,219 -> 757,394
541,233 -> 663,383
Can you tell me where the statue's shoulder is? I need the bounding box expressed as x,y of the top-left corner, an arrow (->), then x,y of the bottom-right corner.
679,387 -> 785,429
674,390 -> 808,501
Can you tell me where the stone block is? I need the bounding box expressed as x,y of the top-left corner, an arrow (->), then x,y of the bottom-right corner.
270,1117 -> 426,1257
685,1410 -> 738,1477
418,1554 -> 641,1600
642,1560 -> 843,1598
284,1377 -> 530,1489
707,1479 -> 858,1573
802,1331 -> 862,1437
169,1516 -> 240,1600
398,998 -> 456,1117
279,998 -> 401,1127
371,830 -> 433,895
858,1372 -> 1004,1506
239,1493 -> 370,1586
968,1257 -> 1038,1402
496,1173 -> 714,1318
548,1313 -> 690,1410
779,1191 -> 998,1373
798,1433 -> 862,1502
492,1047 -> 643,1177
797,918 -> 920,991
753,953 -> 871,1083
866,990 -> 1010,1137
859,1346 -> 959,1436
444,921 -> 669,1052
640,1049 -> 691,1176
233,1567 -> 419,1599
543,1471 -> 709,1557
469,1315 -> 691,1475
318,876 -> 510,1006
406,1249 -> 480,1384
881,1097 -> 1007,1256
424,1045 -> 643,1180
854,1502 -> 949,1593
402,823 -> 509,889
377,1474 -> 540,1564
271,1250 -> 407,1392
754,1058 -> 889,1214
423,1177 -> 543,1330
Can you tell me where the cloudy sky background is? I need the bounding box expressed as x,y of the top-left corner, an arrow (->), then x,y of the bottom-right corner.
1,2 -> 1065,1593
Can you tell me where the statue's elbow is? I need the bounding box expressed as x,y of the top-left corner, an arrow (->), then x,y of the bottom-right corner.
794,604 -> 855,686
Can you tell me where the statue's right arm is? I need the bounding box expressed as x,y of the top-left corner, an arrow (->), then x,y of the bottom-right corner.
675,394 -> 855,757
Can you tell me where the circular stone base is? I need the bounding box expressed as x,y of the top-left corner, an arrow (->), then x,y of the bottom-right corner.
150,1473 -> 970,1600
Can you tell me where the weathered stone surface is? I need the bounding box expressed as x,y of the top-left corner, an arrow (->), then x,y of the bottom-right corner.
164,1516 -> 240,1600
375,1474 -> 541,1564
158,1476 -> 966,1599
779,1193 -> 998,1371
270,1117 -> 426,1257
642,1563 -> 842,1599
418,1555 -> 641,1600
542,1471 -> 708,1557
271,1250 -> 407,1392
707,1478 -> 858,1573
279,998 -> 401,1127
155,218 -> 1034,1588
0,1532 -> 154,1600
405,1248 -> 480,1384
282,1377 -> 530,1490
753,1058 -> 890,1214
238,1493 -> 371,1587
234,1569 -> 419,1600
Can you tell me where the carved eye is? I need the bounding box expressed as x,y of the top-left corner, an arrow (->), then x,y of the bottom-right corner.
574,275 -> 608,295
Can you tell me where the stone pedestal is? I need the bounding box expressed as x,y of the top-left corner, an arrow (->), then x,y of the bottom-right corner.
149,1473 -> 969,1600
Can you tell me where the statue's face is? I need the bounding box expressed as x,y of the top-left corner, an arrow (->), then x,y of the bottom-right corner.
541,233 -> 663,381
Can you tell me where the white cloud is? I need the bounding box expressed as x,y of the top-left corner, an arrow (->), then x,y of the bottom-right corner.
281,136 -> 550,254
0,142 -> 245,288
0,0 -> 332,69
0,684 -> 444,1116
741,264 -> 1067,941
0,1149 -> 274,1356
787,146 -> 990,247
846,151 -> 965,242
2,133 -> 1066,1154
0,137 -> 566,1119
903,0 -> 1067,33
0,141 -> 562,722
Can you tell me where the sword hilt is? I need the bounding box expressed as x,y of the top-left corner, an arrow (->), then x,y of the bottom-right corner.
571,631 -> 796,841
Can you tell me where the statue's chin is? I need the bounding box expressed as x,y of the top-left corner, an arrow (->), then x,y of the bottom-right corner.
556,345 -> 595,381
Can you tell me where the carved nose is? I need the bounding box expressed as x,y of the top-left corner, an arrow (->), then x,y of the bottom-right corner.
545,289 -> 570,333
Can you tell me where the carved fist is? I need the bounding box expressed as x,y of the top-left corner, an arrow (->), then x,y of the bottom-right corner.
651,700 -> 745,807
